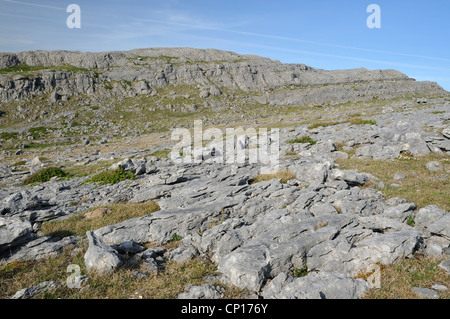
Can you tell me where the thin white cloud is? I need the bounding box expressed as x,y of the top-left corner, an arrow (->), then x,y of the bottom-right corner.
2,0 -> 449,67
121,14 -> 450,64
247,44 -> 450,72
0,11 -> 57,22
221,30 -> 450,64
2,0 -> 64,11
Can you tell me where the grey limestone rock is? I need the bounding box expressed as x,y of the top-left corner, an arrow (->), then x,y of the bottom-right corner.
263,272 -> 368,299
426,161 -> 444,171
0,216 -> 34,255
178,283 -> 224,299
84,231 -> 122,275
411,287 -> 440,299
1,235 -> 80,264
10,280 -> 62,299
438,259 -> 450,274
330,169 -> 369,186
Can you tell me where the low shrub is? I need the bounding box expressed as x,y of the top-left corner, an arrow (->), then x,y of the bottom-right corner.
22,167 -> 69,185
86,167 -> 135,185
287,136 -> 317,145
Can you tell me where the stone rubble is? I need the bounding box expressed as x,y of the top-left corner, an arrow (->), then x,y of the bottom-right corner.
1,102 -> 449,299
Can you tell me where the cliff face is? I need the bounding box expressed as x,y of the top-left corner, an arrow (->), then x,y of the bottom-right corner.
0,48 -> 445,106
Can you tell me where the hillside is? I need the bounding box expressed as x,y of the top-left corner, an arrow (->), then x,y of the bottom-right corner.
0,48 -> 449,300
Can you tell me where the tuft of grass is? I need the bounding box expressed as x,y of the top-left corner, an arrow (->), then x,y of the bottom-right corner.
85,167 -> 135,185
40,200 -> 160,238
287,136 -> 317,145
249,169 -> 296,185
349,119 -> 377,126
292,266 -> 309,278
22,167 -> 69,185
363,255 -> 450,299
171,233 -> 183,242
406,215 -> 416,227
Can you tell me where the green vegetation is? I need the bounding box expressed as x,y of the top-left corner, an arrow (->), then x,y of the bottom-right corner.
292,266 -> 309,278
309,120 -> 343,129
406,215 -> 415,227
287,136 -> 317,145
28,127 -> 56,139
309,118 -> 376,129
351,119 -> 377,126
85,167 -> 135,185
0,64 -> 91,76
12,160 -> 27,167
22,167 -> 69,185
172,233 -> 183,242
0,132 -> 18,140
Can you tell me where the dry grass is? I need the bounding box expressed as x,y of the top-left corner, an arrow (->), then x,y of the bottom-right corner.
249,169 -> 296,185
0,244 -> 248,299
336,154 -> 450,210
40,200 -> 160,238
363,255 -> 450,299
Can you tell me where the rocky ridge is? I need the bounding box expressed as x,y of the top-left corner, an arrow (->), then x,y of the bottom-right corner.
0,47 -> 444,106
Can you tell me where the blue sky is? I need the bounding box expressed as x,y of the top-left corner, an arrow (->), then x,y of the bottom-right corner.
0,0 -> 449,91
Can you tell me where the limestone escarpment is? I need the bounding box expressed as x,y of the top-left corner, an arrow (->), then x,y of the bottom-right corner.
0,48 -> 444,105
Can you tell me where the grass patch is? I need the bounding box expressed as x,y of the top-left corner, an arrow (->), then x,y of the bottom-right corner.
309,120 -> 342,129
287,136 -> 317,145
28,127 -> 56,139
363,255 -> 450,299
336,154 -> 450,210
0,240 -> 247,299
40,200 -> 160,238
249,169 -> 296,185
22,167 -> 69,185
349,119 -> 377,126
24,143 -> 55,149
64,159 -> 122,177
171,233 -> 183,242
292,266 -> 309,278
85,167 -> 135,185
148,149 -> 171,159
308,118 -> 376,129
0,132 -> 18,140
12,160 -> 27,167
